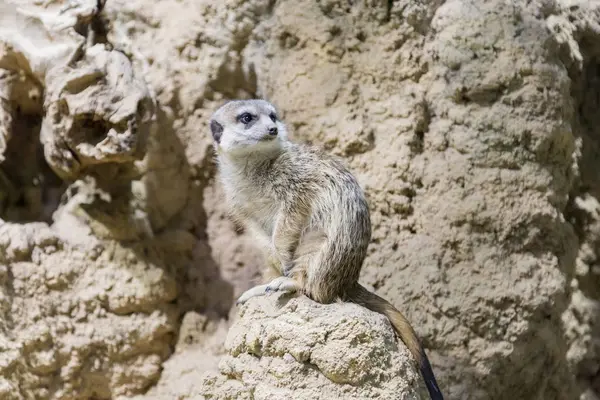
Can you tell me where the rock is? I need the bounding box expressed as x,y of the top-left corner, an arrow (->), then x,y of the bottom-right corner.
42,44 -> 155,181
0,221 -> 178,399
200,294 -> 428,400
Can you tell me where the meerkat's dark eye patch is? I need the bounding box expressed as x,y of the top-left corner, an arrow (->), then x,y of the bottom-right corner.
269,112 -> 277,122
237,112 -> 254,125
210,120 -> 223,143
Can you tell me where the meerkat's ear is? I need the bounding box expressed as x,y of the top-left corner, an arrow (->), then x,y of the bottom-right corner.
210,120 -> 224,143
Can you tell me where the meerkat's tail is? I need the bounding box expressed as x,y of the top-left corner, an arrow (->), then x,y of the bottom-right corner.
347,284 -> 444,400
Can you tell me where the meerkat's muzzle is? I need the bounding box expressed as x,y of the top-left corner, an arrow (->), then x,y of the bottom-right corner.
258,131 -> 277,141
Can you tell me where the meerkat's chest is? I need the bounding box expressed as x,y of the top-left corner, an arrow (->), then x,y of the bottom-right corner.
221,173 -> 281,234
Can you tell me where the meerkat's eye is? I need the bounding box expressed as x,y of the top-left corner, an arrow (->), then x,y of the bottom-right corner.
269,112 -> 277,122
238,112 -> 254,124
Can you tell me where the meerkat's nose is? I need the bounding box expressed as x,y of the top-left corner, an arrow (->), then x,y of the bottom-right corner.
268,126 -> 278,136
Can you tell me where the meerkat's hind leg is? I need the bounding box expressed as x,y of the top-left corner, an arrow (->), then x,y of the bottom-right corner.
236,277 -> 301,305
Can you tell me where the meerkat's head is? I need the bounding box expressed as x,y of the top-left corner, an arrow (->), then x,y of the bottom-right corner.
209,99 -> 289,156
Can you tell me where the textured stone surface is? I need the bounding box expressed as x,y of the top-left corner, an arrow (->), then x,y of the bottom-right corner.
550,1 -> 600,398
0,221 -> 177,399
42,45 -> 155,181
1,0 -> 600,399
200,294 -> 427,400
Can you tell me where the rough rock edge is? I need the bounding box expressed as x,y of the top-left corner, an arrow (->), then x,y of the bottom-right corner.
199,293 -> 428,400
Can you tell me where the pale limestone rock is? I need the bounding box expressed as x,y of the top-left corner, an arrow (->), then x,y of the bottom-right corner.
200,294 -> 427,400
41,44 -> 155,180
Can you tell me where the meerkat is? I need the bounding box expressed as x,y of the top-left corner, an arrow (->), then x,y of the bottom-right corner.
209,99 -> 444,400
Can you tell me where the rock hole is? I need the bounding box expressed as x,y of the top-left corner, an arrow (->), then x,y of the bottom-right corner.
385,0 -> 393,23
76,114 -> 110,146
0,104 -> 67,223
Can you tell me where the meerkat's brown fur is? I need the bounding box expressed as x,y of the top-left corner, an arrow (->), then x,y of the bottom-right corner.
209,99 -> 443,400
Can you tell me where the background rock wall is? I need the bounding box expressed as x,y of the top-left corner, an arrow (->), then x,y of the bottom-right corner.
1,0 -> 599,399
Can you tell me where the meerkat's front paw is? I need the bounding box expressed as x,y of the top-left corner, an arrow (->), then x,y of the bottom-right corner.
236,284 -> 270,305
236,277 -> 300,305
265,276 -> 299,293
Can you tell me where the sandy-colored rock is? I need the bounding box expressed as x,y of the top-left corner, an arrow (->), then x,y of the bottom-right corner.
549,0 -> 600,397
0,1 -> 222,399
0,220 -> 177,399
129,311 -> 231,400
200,294 -> 428,400
0,2 -> 60,223
42,44 -> 155,180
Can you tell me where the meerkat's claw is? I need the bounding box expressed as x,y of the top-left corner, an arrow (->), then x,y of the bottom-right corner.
236,277 -> 300,305
236,284 -> 270,305
265,276 -> 299,293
